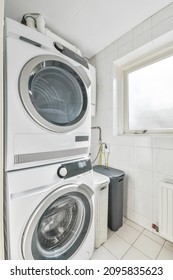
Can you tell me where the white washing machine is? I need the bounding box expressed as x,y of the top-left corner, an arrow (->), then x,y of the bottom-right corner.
4,18 -> 91,171
4,157 -> 94,260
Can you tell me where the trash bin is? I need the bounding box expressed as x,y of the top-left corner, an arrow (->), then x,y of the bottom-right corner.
93,165 -> 125,231
93,171 -> 110,248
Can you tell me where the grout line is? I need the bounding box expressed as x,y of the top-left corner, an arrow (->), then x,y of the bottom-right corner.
126,218 -> 166,246
98,220 -> 167,260
120,244 -> 133,260
155,242 -> 165,260
102,244 -> 120,260
142,230 -> 165,246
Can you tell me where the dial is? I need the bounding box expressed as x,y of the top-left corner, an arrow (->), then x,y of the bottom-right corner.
54,42 -> 64,52
57,166 -> 68,178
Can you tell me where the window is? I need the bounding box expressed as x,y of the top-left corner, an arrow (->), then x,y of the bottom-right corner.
122,52 -> 173,134
114,45 -> 173,134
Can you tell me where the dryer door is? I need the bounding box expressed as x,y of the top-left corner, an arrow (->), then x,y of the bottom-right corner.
19,55 -> 91,132
22,184 -> 93,260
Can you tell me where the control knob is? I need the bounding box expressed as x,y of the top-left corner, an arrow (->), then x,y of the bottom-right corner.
54,42 -> 64,52
57,166 -> 68,178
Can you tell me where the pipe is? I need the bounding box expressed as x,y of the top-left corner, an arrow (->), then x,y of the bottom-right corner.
35,14 -> 46,33
25,15 -> 36,29
91,126 -> 102,142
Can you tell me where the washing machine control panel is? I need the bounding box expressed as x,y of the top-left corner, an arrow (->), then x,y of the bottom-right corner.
54,42 -> 89,69
57,158 -> 92,179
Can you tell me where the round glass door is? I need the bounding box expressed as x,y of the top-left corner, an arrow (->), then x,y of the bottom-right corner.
22,188 -> 92,260
19,56 -> 89,132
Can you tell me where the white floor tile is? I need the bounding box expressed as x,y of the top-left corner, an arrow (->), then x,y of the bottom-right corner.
133,234 -> 162,259
157,247 -> 173,260
91,246 -> 118,260
143,229 -> 165,245
125,219 -> 144,232
107,228 -> 114,238
122,247 -> 151,260
116,223 -> 141,244
164,241 -> 173,252
103,233 -> 131,259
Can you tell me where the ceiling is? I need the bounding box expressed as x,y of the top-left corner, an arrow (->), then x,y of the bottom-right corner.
4,0 -> 173,58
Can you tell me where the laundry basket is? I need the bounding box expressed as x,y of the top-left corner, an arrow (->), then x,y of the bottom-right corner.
93,171 -> 110,248
93,165 -> 125,231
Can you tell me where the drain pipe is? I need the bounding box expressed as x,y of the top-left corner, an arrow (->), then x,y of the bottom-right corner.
35,14 -> 45,33
24,15 -> 36,29
91,126 -> 102,165
91,126 -> 102,142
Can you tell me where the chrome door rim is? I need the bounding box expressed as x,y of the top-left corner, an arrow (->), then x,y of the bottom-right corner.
19,55 -> 90,132
22,184 -> 93,260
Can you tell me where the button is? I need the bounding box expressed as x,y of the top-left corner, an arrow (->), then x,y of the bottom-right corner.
54,42 -> 64,52
57,166 -> 67,178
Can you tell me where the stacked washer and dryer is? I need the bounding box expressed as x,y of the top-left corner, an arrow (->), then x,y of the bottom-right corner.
4,18 -> 94,260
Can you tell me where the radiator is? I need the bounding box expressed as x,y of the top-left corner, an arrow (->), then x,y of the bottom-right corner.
159,181 -> 173,242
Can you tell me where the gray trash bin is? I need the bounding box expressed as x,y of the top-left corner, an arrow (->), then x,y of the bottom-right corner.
93,165 -> 125,231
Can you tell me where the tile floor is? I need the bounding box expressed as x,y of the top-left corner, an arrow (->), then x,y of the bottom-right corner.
91,218 -> 173,260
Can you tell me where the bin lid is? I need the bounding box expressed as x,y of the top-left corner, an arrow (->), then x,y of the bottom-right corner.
93,165 -> 125,178
93,171 -> 110,187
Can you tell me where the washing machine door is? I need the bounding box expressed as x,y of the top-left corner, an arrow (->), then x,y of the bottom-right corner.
19,55 -> 91,132
22,184 -> 93,260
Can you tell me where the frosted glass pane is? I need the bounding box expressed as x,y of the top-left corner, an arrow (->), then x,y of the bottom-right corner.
128,56 -> 173,130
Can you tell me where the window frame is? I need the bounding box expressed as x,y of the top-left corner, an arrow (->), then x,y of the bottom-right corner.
113,40 -> 173,136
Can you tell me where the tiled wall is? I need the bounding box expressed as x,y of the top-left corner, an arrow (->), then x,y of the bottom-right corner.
90,3 -> 173,233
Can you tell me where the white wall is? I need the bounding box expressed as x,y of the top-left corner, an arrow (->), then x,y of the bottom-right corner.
0,0 -> 4,259
91,3 -> 173,232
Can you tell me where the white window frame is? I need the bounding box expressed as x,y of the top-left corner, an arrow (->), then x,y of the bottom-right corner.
113,32 -> 173,136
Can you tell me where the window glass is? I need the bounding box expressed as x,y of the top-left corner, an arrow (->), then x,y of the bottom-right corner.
127,55 -> 173,131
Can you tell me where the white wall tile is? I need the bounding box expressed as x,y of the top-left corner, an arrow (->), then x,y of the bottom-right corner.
114,135 -> 134,146
134,170 -> 153,195
152,15 -> 173,40
135,191 -> 153,219
120,165 -> 134,188
135,213 -> 153,231
152,3 -> 173,26
134,147 -> 152,171
134,18 -> 152,37
134,30 -> 152,50
153,149 -> 173,176
118,31 -> 133,47
134,135 -> 152,148
123,185 -> 135,211
153,136 -> 173,150
116,145 -> 134,167
123,206 -> 135,221
118,41 -> 134,58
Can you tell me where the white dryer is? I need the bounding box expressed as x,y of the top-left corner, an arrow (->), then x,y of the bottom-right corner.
4,18 -> 91,171
4,157 -> 94,260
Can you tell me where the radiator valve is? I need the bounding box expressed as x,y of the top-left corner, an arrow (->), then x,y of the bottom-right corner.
152,223 -> 159,232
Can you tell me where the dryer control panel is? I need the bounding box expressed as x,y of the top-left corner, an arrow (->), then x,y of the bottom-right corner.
57,158 -> 92,179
